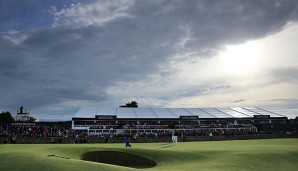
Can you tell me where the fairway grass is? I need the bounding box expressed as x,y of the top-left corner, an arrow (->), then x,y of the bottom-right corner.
0,138 -> 297,171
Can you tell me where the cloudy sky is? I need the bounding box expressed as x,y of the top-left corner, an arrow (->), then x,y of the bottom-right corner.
1,0 -> 298,118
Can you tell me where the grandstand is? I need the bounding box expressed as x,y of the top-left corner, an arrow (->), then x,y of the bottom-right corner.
71,106 -> 294,137
1,106 -> 297,144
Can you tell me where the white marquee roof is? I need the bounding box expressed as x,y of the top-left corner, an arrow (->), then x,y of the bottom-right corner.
73,107 -> 297,119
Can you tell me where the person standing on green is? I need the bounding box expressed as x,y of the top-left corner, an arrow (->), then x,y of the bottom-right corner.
125,137 -> 131,148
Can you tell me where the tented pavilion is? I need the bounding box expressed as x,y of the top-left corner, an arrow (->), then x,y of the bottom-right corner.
71,107 -> 291,136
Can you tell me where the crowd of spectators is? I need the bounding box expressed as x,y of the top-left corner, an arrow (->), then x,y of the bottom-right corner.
86,121 -> 255,130
0,121 -> 258,144
0,122 -> 88,139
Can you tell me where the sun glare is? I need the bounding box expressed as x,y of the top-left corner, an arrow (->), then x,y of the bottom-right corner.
219,41 -> 262,75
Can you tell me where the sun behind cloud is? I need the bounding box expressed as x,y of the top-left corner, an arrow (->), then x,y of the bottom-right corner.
219,41 -> 263,75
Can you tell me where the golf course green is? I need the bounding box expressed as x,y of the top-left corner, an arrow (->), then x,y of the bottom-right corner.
0,138 -> 297,171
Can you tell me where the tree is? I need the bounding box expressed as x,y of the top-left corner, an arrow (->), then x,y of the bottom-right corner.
295,116 -> 298,121
27,116 -> 36,122
0,111 -> 15,122
119,101 -> 138,108
130,101 -> 138,107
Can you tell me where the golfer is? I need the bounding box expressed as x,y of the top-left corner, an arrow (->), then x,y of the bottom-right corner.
125,137 -> 131,148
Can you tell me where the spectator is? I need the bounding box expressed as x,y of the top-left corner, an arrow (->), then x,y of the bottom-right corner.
104,135 -> 109,143
51,137 -> 55,143
209,132 -> 213,140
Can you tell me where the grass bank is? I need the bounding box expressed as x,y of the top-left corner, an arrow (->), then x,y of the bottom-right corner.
0,138 -> 297,171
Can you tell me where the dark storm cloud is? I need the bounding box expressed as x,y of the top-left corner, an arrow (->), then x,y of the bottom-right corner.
0,0 -> 84,32
0,23 -> 179,112
156,0 -> 298,49
1,0 -> 298,115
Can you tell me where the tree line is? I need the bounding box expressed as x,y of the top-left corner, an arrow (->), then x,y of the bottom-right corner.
119,101 -> 138,108
0,111 -> 36,122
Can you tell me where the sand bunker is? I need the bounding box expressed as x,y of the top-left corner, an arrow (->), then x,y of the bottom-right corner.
81,151 -> 157,169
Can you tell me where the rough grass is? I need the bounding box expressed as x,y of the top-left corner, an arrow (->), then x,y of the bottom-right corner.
0,138 -> 297,171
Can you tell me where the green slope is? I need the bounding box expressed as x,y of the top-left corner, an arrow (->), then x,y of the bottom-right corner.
0,139 -> 297,171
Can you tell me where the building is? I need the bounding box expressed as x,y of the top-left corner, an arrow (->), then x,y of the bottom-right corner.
71,106 -> 292,136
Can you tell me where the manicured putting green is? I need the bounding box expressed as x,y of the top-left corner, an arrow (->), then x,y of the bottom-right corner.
0,138 -> 297,171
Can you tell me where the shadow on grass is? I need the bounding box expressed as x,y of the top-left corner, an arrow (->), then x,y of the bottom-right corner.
81,151 -> 157,169
158,143 -> 176,149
